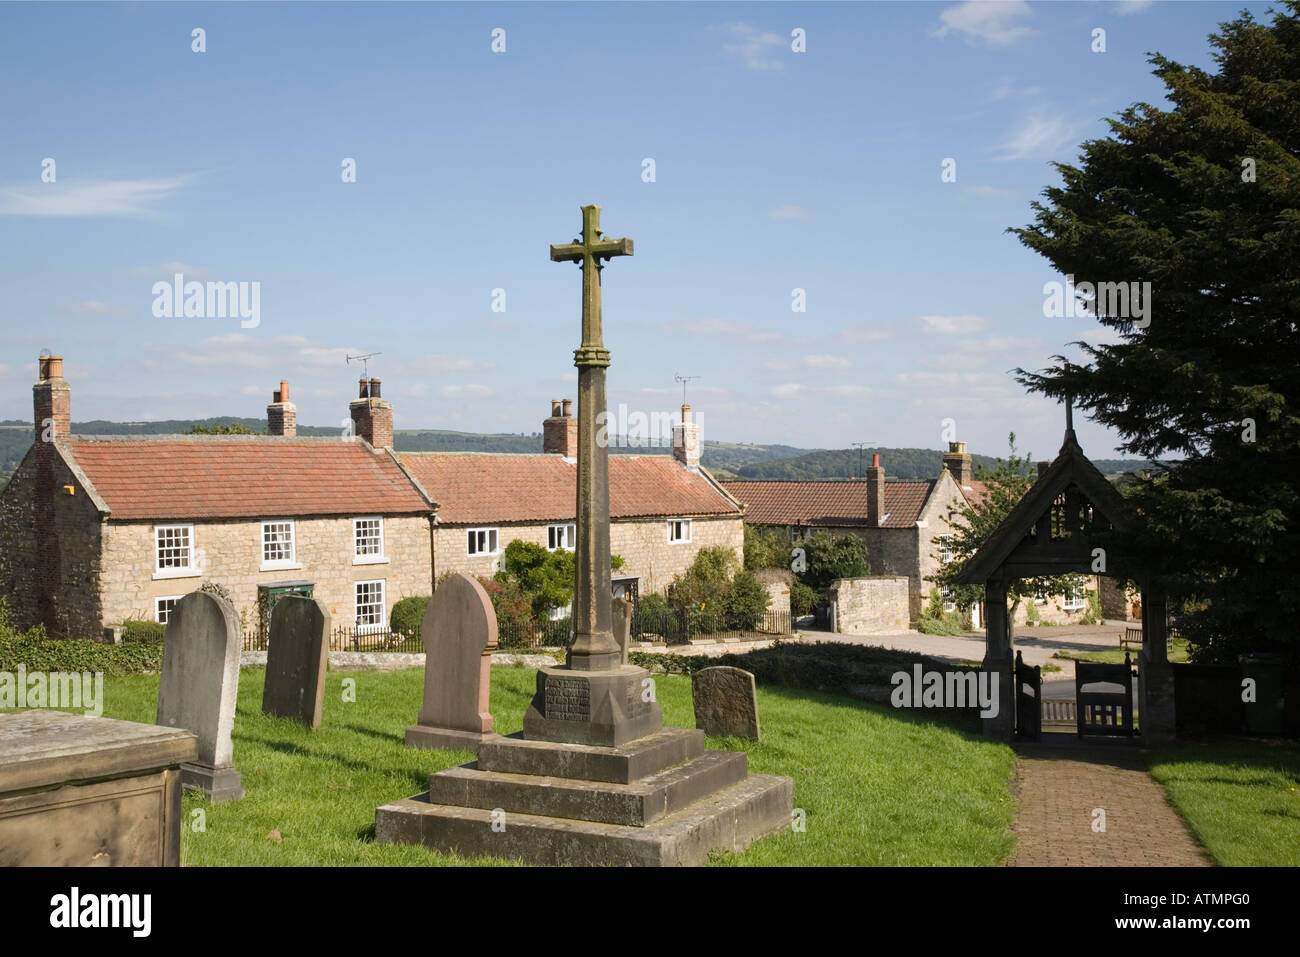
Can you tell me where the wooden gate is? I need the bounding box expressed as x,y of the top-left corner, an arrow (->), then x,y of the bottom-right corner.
1076,653 -> 1136,736
1014,650 -> 1041,740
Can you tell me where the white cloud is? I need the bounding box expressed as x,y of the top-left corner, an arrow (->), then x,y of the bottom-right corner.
768,205 -> 809,221
917,314 -> 989,336
659,318 -> 781,342
764,359 -> 794,371
841,324 -> 895,343
724,23 -> 786,71
998,112 -> 1081,160
1116,0 -> 1154,15
440,384 -> 492,398
934,1 -> 1036,47
771,383 -> 806,399
0,175 -> 195,217
803,354 -> 851,370
129,262 -> 213,281
64,300 -> 130,315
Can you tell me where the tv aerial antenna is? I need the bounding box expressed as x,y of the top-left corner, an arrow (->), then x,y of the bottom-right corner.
850,441 -> 878,479
346,352 -> 382,378
674,373 -> 701,406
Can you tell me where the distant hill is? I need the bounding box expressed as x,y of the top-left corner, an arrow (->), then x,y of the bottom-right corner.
0,419 -> 1157,487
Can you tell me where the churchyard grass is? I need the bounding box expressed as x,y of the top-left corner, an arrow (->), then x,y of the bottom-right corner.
96,665 -> 1017,866
1147,741 -> 1300,866
1052,636 -> 1190,665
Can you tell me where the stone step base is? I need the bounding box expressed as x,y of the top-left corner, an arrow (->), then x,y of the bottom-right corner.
428,750 -> 748,827
476,728 -> 704,784
376,772 -> 794,866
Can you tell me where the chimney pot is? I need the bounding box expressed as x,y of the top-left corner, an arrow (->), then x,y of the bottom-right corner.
872,453 -> 880,468
268,379 -> 297,436
369,377 -> 381,399
38,355 -> 64,382
280,380 -> 289,401
358,378 -> 369,399
943,441 -> 973,486
544,398 -> 577,456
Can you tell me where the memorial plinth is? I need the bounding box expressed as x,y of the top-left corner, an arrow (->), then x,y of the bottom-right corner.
376,205 -> 793,864
0,710 -> 196,866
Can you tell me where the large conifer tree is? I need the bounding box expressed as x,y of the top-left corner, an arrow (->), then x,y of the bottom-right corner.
1011,5 -> 1299,662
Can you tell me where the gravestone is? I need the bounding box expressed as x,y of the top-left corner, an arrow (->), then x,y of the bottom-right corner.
156,590 -> 245,802
612,594 -> 633,665
692,666 -> 761,740
262,595 -> 330,728
405,573 -> 501,752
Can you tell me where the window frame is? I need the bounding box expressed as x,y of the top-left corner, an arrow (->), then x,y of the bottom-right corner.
467,527 -> 500,557
667,518 -> 693,544
153,523 -> 197,579
546,523 -> 576,552
1061,584 -> 1087,612
155,595 -> 183,624
354,579 -> 387,634
260,518 -> 298,570
353,515 -> 387,564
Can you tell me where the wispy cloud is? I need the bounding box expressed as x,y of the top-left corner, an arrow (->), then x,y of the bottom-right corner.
917,314 -> 989,336
934,1 -> 1036,47
659,318 -> 781,342
1116,0 -> 1154,15
724,23 -> 786,71
0,175 -> 195,218
440,384 -> 492,398
768,205 -> 809,221
803,354 -> 851,370
997,111 -> 1081,160
128,262 -> 212,281
64,300 -> 131,316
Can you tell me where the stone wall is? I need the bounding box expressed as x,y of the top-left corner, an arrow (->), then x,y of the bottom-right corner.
1099,576 -> 1140,620
433,515 -> 744,595
828,576 -> 910,633
98,514 -> 433,633
0,443 -> 104,637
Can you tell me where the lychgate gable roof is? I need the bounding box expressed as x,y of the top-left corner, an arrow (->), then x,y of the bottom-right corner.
954,434 -> 1134,585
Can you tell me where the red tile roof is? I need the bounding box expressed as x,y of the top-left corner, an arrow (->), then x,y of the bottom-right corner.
959,480 -> 992,509
400,453 -> 741,524
720,480 -> 936,529
64,437 -> 433,520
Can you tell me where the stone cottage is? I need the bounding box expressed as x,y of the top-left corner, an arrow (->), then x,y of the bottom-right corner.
400,402 -> 745,602
0,356 -> 436,637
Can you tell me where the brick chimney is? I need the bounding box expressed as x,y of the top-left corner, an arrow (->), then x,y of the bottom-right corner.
349,377 -> 394,448
672,404 -> 701,469
943,440 -> 973,486
543,399 -> 577,457
866,453 -> 886,526
33,353 -> 70,443
267,380 -> 296,437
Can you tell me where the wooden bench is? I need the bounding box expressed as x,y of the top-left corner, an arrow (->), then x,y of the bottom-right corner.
1120,626 -> 1143,650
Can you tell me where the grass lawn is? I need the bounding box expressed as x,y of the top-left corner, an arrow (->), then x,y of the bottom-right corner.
1148,740 -> 1300,866
96,664 -> 1017,866
1053,636 -> 1191,665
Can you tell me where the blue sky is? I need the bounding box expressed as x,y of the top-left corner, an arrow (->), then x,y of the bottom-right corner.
0,1 -> 1275,461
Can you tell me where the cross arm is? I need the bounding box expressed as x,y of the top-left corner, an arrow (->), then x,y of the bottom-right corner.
549,238 -> 634,262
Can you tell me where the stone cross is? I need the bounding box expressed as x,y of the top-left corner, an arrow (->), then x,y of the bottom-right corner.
550,205 -> 633,672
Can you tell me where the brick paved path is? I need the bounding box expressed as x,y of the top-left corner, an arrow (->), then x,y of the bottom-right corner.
1007,745 -> 1211,866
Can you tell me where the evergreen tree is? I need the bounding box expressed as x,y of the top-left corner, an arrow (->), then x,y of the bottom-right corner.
1010,5 -> 1300,661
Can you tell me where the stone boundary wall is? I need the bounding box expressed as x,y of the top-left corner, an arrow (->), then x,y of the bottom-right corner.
828,576 -> 910,633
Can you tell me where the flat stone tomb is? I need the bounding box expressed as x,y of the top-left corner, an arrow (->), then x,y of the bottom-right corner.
376,727 -> 793,866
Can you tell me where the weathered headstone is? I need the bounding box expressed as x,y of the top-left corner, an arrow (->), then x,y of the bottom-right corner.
405,573 -> 501,752
263,595 -> 330,728
156,591 -> 245,802
692,666 -> 761,740
612,594 -> 633,665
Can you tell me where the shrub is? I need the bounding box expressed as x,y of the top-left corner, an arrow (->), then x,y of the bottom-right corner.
799,531 -> 871,591
790,580 -> 819,617
722,569 -> 770,630
389,596 -> 430,636
635,592 -> 673,637
497,539 -> 575,618
121,619 -> 165,644
743,525 -> 789,571
477,576 -> 536,648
